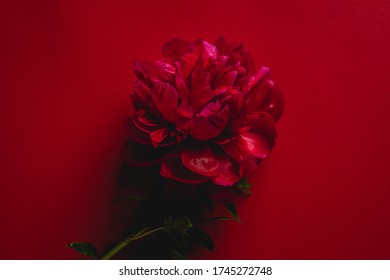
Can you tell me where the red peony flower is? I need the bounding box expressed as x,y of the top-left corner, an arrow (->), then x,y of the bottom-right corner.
124,37 -> 284,187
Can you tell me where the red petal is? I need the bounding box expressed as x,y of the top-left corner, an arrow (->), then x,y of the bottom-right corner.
160,155 -> 210,184
248,67 -> 270,89
180,52 -> 198,79
232,112 -> 277,146
174,102 -> 194,133
174,62 -> 189,101
212,152 -> 240,186
162,38 -> 193,64
213,70 -> 237,88
222,132 -> 270,163
150,128 -> 176,147
247,79 -> 275,112
194,39 -> 218,68
189,102 -> 229,141
214,36 -> 228,55
238,160 -> 258,177
205,55 -> 228,78
133,60 -> 174,83
181,142 -> 220,177
131,79 -> 151,109
267,83 -> 284,122
188,69 -> 212,111
151,83 -> 178,122
124,111 -> 162,144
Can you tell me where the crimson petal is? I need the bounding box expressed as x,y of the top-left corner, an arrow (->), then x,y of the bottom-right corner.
213,70 -> 237,88
150,128 -> 176,147
189,101 -> 229,141
212,152 -> 240,186
182,142 -> 220,177
162,38 -> 193,64
248,67 -> 270,89
222,132 -> 270,163
125,111 -> 162,144
247,79 -> 275,112
150,83 -> 178,123
188,69 -> 212,111
267,83 -> 285,122
160,155 -> 210,184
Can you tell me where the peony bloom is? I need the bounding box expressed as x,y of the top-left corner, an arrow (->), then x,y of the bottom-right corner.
125,37 -> 284,187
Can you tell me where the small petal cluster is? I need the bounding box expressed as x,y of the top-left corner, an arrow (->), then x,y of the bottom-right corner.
126,37 -> 284,186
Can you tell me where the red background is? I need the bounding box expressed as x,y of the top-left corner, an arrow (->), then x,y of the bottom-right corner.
1,0 -> 389,259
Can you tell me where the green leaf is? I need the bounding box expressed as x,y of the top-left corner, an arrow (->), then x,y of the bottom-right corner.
190,227 -> 214,251
165,230 -> 188,250
202,216 -> 233,224
67,242 -> 97,259
110,195 -> 147,204
236,177 -> 252,194
164,216 -> 193,234
170,249 -> 186,260
224,203 -> 240,222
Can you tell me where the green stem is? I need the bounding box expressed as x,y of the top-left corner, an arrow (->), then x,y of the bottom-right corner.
100,226 -> 168,260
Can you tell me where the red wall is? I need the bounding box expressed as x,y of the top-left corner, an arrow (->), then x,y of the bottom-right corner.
1,0 -> 389,259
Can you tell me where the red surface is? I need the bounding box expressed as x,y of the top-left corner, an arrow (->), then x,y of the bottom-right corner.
1,0 -> 389,259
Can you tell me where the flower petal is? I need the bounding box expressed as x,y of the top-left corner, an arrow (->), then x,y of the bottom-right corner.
124,111 -> 162,144
194,39 -> 218,68
189,102 -> 229,141
174,102 -> 194,133
182,142 -> 220,177
131,79 -> 151,110
248,67 -> 270,89
150,82 -> 178,123
133,60 -> 174,83
212,152 -> 240,186
150,128 -> 176,147
160,155 -> 210,184
188,69 -> 212,111
247,79 -> 275,112
222,132 -> 270,163
162,38 -> 193,64
267,83 -> 284,122
213,70 -> 237,88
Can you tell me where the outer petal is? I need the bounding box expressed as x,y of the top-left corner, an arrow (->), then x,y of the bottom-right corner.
180,52 -> 198,79
160,155 -> 210,184
222,132 -> 270,163
212,152 -> 240,186
267,83 -> 285,122
150,128 -> 176,147
133,60 -> 175,83
189,101 -> 229,141
150,83 -> 178,123
188,69 -> 212,111
174,102 -> 194,133
214,36 -> 228,55
131,79 -> 151,110
213,70 -> 237,89
174,62 -> 190,101
124,111 -> 162,144
248,67 -> 270,89
181,142 -> 220,177
231,112 -> 277,146
194,39 -> 218,68
247,79 -> 275,112
162,39 -> 192,61
205,55 -> 229,79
